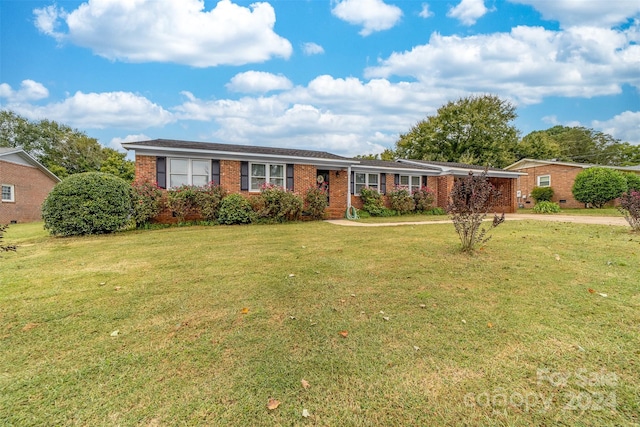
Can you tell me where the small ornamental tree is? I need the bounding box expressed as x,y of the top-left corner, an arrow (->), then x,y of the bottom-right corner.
256,183 -> 303,222
42,172 -> 132,236
572,167 -> 627,208
530,186 -> 554,203
0,224 -> 17,254
131,181 -> 164,227
619,190 -> 640,231
447,172 -> 505,252
304,186 -> 328,220
195,183 -> 227,221
387,185 -> 415,214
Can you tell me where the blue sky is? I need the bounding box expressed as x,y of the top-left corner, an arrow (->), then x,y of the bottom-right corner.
1,0 -> 639,157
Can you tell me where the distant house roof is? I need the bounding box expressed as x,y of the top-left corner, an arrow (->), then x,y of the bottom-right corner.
505,158 -> 640,173
122,139 -> 356,166
397,159 -> 524,178
0,148 -> 61,182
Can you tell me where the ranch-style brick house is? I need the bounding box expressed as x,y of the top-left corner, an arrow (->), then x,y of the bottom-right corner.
505,158 -> 640,209
0,148 -> 61,223
123,139 -> 521,221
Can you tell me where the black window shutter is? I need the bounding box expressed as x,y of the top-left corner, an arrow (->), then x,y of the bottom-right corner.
380,173 -> 386,194
211,160 -> 220,185
350,171 -> 355,194
286,164 -> 294,190
156,157 -> 166,189
394,174 -> 400,186
240,161 -> 249,191
422,176 -> 428,187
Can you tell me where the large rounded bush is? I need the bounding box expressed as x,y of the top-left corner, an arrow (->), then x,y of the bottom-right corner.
42,172 -> 132,236
624,173 -> 640,192
531,186 -> 554,203
217,194 -> 255,225
572,168 -> 627,208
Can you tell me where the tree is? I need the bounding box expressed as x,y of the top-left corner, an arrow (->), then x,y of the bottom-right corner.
515,131 -> 561,160
0,110 -> 134,180
447,171 -> 505,252
355,148 -> 397,161
572,168 -> 627,208
396,95 -> 519,168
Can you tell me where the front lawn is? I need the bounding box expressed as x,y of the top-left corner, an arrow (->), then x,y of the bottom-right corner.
1,221 -> 638,426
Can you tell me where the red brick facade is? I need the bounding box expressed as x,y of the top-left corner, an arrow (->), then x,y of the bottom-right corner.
0,160 -> 58,223
513,164 -> 584,209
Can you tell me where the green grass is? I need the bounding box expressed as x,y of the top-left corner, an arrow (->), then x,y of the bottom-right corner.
355,213 -> 450,223
1,221 -> 639,426
518,207 -> 623,217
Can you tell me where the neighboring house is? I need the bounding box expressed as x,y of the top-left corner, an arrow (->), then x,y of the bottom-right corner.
505,158 -> 640,209
122,139 -> 521,221
0,148 -> 61,223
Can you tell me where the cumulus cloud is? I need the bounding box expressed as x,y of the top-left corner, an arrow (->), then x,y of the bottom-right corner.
33,0 -> 292,67
331,0 -> 403,36
419,4 -> 434,19
592,111 -> 640,145
365,24 -> 640,104
447,0 -> 489,26
0,80 -> 49,102
302,42 -> 325,56
226,71 -> 293,94
509,0 -> 640,28
110,133 -> 151,153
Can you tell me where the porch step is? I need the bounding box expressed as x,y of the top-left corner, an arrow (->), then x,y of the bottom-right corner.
324,207 -> 346,219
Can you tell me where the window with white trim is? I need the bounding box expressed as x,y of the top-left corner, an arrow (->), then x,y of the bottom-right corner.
168,158 -> 210,187
250,163 -> 284,191
1,184 -> 14,202
537,175 -> 551,187
354,172 -> 379,194
399,175 -> 421,193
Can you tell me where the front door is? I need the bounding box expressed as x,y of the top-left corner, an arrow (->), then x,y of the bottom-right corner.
316,170 -> 330,205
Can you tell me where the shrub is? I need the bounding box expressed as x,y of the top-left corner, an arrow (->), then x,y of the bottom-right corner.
195,183 -> 227,221
0,224 -> 17,254
619,190 -> 640,231
131,181 -> 164,227
166,185 -> 199,222
218,194 -> 255,225
42,172 -> 132,236
572,167 -> 627,208
304,186 -> 328,220
531,186 -> 554,203
413,186 -> 436,212
359,187 -> 385,216
533,201 -> 561,214
256,183 -> 303,222
447,172 -> 505,252
387,185 -> 415,214
425,207 -> 446,215
623,173 -> 640,192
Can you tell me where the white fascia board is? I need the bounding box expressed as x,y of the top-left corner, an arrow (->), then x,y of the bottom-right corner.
125,145 -> 358,168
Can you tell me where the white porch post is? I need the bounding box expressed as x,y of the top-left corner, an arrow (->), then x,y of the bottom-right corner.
347,165 -> 352,208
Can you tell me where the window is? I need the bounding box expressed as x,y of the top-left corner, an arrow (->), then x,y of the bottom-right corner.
399,175 -> 421,193
354,173 -> 379,194
250,163 -> 284,191
168,159 -> 210,187
1,185 -> 14,202
537,175 -> 551,187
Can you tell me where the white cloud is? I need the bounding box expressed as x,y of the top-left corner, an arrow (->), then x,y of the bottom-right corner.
0,80 -> 49,102
226,71 -> 293,94
419,3 -> 434,19
509,0 -> 640,28
447,0 -> 489,26
592,111 -> 640,145
331,0 -> 403,36
365,24 -> 640,104
33,0 -> 292,67
110,134 -> 151,154
302,42 -> 325,56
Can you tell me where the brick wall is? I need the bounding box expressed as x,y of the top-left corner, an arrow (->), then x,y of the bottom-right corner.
0,160 -> 58,223
134,155 -> 156,184
515,165 -> 583,209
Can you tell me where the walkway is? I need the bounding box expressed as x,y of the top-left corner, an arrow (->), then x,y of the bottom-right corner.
326,213 -> 628,227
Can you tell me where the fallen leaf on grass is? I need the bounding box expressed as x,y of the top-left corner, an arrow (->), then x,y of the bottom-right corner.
461,319 -> 466,324
110,330 -> 119,337
382,316 -> 390,321
588,289 -> 596,294
241,307 -> 249,314
302,408 -> 310,418
413,346 -> 420,351
554,254 -> 560,261
267,398 -> 280,410
598,293 -> 608,298
288,274 -> 295,278
487,322 -> 493,328
339,330 -> 348,338
301,379 -> 310,389
22,323 -> 39,331
419,304 -> 427,309
114,286 -> 121,291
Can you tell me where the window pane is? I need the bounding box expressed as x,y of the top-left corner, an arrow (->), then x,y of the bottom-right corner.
270,177 -> 284,187
369,185 -> 379,192
412,176 -> 421,186
252,164 -> 266,177
538,175 -> 550,187
270,164 -> 284,178
368,174 -> 378,185
170,174 -> 188,188
192,175 -> 208,187
400,176 -> 409,186
355,173 -> 366,184
251,177 -> 266,189
192,160 -> 209,176
355,183 -> 365,194
2,185 -> 11,201
170,159 -> 188,174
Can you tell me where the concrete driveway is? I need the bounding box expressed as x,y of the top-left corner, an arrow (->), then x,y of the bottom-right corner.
326,213 -> 628,227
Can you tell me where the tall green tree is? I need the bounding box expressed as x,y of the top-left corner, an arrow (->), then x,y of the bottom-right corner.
395,95 -> 519,168
0,110 -> 134,180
